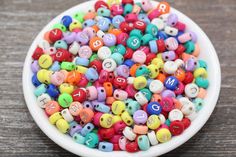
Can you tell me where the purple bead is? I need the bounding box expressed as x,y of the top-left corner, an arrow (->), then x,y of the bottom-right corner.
69,124 -> 83,136
97,87 -> 106,102
116,65 -> 130,78
83,101 -> 93,109
62,32 -> 76,44
133,110 -> 148,125
189,31 -> 197,43
91,100 -> 105,107
167,13 -> 178,26
31,60 -> 40,73
161,89 -> 176,98
75,32 -> 89,45
83,27 -> 96,39
103,33 -> 117,47
185,58 -> 197,72
162,51 -> 176,61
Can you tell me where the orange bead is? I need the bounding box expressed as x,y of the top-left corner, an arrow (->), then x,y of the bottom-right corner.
43,31 -> 53,44
151,94 -> 162,103
91,25 -> 99,32
106,96 -> 116,105
103,82 -> 113,97
181,53 -> 196,62
157,1 -> 170,14
130,63 -> 141,77
192,43 -> 200,57
173,98 -> 182,110
174,68 -> 186,82
89,37 -> 104,51
197,88 -> 207,99
79,108 -> 94,124
66,71 -> 81,85
83,12 -> 96,20
133,125 -> 148,135
108,28 -> 122,36
45,101 -> 60,116
156,73 -> 166,83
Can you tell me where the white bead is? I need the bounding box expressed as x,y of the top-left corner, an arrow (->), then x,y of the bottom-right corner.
151,18 -> 165,30
127,77 -> 135,84
147,131 -> 158,145
168,109 -> 183,122
159,13 -> 170,23
181,101 -> 195,116
186,111 -> 198,121
164,26 -> 178,36
163,61 -> 178,74
118,136 -> 127,151
149,80 -> 164,94
45,47 -> 56,55
134,91 -> 148,106
175,59 -> 185,68
69,41 -> 80,55
123,126 -> 137,141
37,93 -> 51,108
61,108 -> 74,122
38,39 -> 50,51
97,46 -> 111,60
97,30 -> 105,38
102,58 -> 117,72
159,114 -> 166,124
185,83 -> 199,98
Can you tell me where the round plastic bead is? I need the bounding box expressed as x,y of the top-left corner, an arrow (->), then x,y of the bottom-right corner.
156,128 -> 171,143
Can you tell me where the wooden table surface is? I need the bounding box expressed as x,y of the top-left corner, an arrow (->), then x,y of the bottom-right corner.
0,0 -> 235,156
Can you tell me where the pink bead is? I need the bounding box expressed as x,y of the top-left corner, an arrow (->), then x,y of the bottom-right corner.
98,70 -> 109,84
111,4 -> 124,16
165,37 -> 179,51
119,136 -> 127,151
178,32 -> 191,43
114,121 -> 126,134
110,135 -> 122,144
86,86 -> 98,100
174,81 -> 184,95
116,32 -> 129,46
93,112 -> 103,127
93,80 -> 102,88
72,28 -> 82,33
148,9 -> 161,20
174,21 -> 186,31
83,27 -> 96,39
125,84 -> 137,98
76,74 -> 89,87
137,46 -> 150,55
78,46 -> 92,59
141,0 -> 153,12
132,50 -> 146,64
113,89 -> 128,100
50,71 -> 65,86
125,13 -> 138,23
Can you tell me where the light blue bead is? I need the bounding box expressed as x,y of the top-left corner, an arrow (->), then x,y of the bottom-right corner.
193,98 -> 204,112
73,133 -> 85,144
149,40 -> 158,53
80,123 -> 94,136
97,17 -> 111,32
94,103 -> 110,113
82,19 -> 96,28
113,44 -> 126,55
49,61 -> 60,71
147,79 -> 154,87
69,121 -> 78,128
138,14 -> 150,24
54,40 -> 68,49
137,135 -> 150,151
111,53 -> 124,65
126,100 -> 140,115
98,142 -> 113,152
112,15 -> 125,28
34,84 -> 47,97
85,68 -> 99,82
75,57 -> 89,66
97,8 -> 111,17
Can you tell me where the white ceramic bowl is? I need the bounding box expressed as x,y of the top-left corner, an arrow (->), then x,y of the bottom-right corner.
22,1 -> 221,156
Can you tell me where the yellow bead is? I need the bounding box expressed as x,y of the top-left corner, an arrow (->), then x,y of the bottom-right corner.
133,76 -> 147,90
156,128 -> 172,143
147,64 -> 159,79
147,115 -> 161,130
112,101 -> 126,115
59,83 -> 74,94
56,119 -> 70,133
107,0 -> 119,6
38,54 -> 53,69
75,65 -> 88,74
37,69 -> 52,84
49,112 -> 63,125
194,68 -> 207,78
69,21 -> 82,31
100,113 -> 113,128
121,111 -> 133,126
112,115 -> 122,124
151,58 -> 164,69
156,53 -> 162,59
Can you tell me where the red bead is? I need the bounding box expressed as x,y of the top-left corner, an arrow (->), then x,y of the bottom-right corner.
75,74 -> 89,87
122,0 -> 134,5
110,134 -> 122,144
174,21 -> 186,31
93,80 -> 102,88
113,76 -> 128,89
32,47 -> 44,60
160,97 -> 174,112
125,84 -> 137,98
123,47 -> 134,59
156,39 -> 166,52
183,72 -> 194,84
169,120 -> 185,136
113,121 -> 126,134
145,53 -> 156,64
133,20 -> 146,32
107,72 -> 115,83
74,116 -> 81,123
93,112 -> 103,127
71,88 -> 87,103
98,127 -> 115,140
90,59 -> 102,73
111,4 -> 124,16
141,103 -> 148,113
126,141 -> 139,152
125,13 -> 138,23
94,0 -> 109,11
182,117 -> 191,129
116,32 -> 129,46
175,44 -> 186,56
161,110 -> 168,119
120,21 -> 131,33
49,28 -> 63,43
54,48 -> 73,62
113,143 -> 121,151
99,70 -> 109,84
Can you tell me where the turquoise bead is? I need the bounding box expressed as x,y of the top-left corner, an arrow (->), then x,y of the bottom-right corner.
165,119 -> 171,126
34,84 -> 47,97
111,53 -> 124,65
124,4 -> 133,15
124,98 -> 133,107
113,44 -> 126,55
130,29 -> 143,38
195,77 -> 209,89
140,88 -> 152,101
141,34 -> 153,45
126,100 -> 140,115
184,41 -> 195,54
73,133 -> 85,144
84,133 -> 99,148
193,98 -> 204,112
97,8 -> 111,17
198,60 -> 208,69
127,36 -> 141,50
54,40 -> 68,49
146,23 -> 158,37
137,135 -> 150,151
135,66 -> 149,77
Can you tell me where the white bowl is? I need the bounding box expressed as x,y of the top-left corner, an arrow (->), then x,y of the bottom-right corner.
22,1 -> 221,156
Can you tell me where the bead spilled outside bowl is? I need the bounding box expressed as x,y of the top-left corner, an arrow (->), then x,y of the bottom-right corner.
23,0 -> 221,156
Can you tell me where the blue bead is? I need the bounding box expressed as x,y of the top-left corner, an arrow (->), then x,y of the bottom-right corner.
46,84 -> 60,98
61,15 -> 72,27
124,59 -> 135,68
97,17 -> 111,32
157,31 -> 169,40
138,14 -> 150,24
146,102 -> 162,115
49,61 -> 60,72
32,73 -> 41,87
94,103 -> 110,113
112,15 -> 125,28
80,123 -> 94,136
85,68 -> 99,82
98,142 -> 113,152
149,40 -> 158,53
164,76 -> 179,90
75,57 -> 89,66
82,19 -> 96,28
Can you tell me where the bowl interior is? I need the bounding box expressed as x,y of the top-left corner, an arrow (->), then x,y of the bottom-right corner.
23,1 -> 221,157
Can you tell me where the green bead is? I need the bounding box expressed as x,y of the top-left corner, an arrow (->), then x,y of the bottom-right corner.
84,133 -> 99,148
53,23 -> 67,32
54,40 -> 68,50
184,41 -> 195,54
193,98 -> 204,112
195,77 -> 209,89
135,66 -> 149,77
198,60 -> 208,70
113,44 -> 126,55
86,82 -> 93,87
89,54 -> 98,62
141,34 -> 153,45
137,135 -> 150,151
111,53 -> 124,65
130,29 -> 143,38
127,36 -> 141,50
60,62 -> 76,71
58,93 -> 73,108
109,46 -> 116,53
140,88 -> 152,101
73,133 -> 85,144
126,101 -> 140,115
146,24 -> 158,37
73,12 -> 85,23
165,119 -> 171,126
123,4 -> 133,15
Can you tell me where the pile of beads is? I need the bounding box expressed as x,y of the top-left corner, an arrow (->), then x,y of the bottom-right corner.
31,0 -> 209,152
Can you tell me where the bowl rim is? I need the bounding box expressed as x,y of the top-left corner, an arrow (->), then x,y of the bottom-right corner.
22,0 -> 221,157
